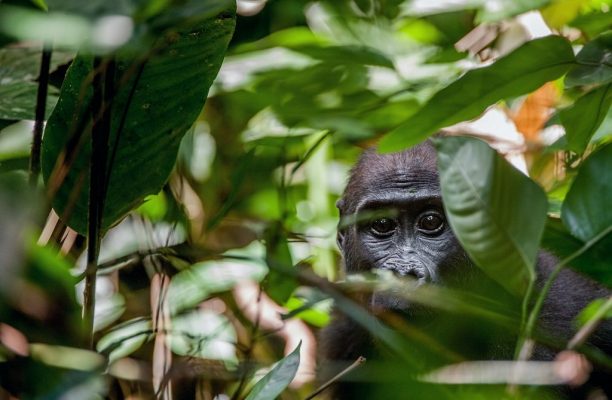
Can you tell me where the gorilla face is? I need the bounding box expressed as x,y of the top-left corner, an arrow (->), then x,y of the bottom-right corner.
336,143 -> 472,311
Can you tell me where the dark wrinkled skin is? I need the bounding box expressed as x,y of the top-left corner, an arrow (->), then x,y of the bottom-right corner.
319,141 -> 612,400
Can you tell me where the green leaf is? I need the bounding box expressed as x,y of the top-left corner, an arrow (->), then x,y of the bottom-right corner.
0,47 -> 72,120
561,84 -> 612,153
97,317 -> 152,364
562,142 -> 612,243
436,137 -> 547,296
245,342 -> 301,400
167,254 -> 268,315
41,11 -> 235,235
379,36 -> 575,152
566,31 -> 612,88
477,0 -> 550,23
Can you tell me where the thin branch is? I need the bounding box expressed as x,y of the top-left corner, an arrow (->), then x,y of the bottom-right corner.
29,43 -> 52,186
304,356 -> 366,400
568,296 -> 612,350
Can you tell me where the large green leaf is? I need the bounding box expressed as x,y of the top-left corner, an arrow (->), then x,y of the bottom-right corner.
41,10 -> 235,234
560,84 -> 612,153
379,36 -> 574,152
565,31 -> 612,88
562,142 -> 612,243
245,342 -> 301,400
436,137 -> 548,296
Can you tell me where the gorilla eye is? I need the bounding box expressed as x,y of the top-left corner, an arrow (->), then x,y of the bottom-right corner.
369,218 -> 397,237
417,212 -> 444,235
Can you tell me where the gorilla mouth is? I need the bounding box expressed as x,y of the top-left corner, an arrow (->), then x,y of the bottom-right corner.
369,290 -> 428,315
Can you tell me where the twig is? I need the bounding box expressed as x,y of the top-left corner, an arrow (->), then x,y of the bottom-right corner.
304,356 -> 366,400
29,43 -> 52,186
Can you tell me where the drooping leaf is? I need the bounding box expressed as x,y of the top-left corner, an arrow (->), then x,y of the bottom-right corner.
41,10 -> 235,235
562,142 -> 612,243
561,84 -> 612,153
245,342 -> 301,400
436,136 -> 547,296
566,31 -> 612,88
379,36 -> 575,152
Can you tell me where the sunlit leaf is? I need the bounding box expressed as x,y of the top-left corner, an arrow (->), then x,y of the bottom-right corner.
575,297 -> 612,328
561,83 -> 612,153
41,9 -> 235,234
168,309 -> 237,366
30,343 -> 105,371
379,36 -> 574,152
245,342 -> 301,400
167,243 -> 268,314
97,317 -> 152,364
436,136 -> 547,295
566,31 -> 612,88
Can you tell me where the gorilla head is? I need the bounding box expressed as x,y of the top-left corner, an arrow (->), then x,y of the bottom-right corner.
335,141 -> 474,310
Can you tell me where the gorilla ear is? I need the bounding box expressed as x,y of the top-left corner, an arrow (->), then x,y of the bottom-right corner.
336,198 -> 346,250
336,198 -> 345,212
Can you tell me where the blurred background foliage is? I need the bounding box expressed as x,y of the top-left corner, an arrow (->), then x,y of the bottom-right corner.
0,0 -> 611,399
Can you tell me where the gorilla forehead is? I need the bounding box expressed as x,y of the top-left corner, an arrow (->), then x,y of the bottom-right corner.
340,142 -> 440,213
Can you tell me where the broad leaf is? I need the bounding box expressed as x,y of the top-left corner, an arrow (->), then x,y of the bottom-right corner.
566,31 -> 612,88
41,10 -> 235,234
379,36 -> 574,152
562,142 -> 612,243
436,136 -> 547,296
561,84 -> 612,153
245,342 -> 301,400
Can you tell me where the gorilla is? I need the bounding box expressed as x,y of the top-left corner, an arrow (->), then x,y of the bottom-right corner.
319,141 -> 612,399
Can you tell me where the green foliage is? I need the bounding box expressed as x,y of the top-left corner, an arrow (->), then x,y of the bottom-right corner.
1,0 -> 612,398
561,143 -> 612,284
379,36 -> 575,152
41,11 -> 235,234
436,137 -> 547,296
565,31 -> 612,87
560,83 -> 612,153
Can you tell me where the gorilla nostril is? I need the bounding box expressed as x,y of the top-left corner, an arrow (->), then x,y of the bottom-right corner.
399,268 -> 423,279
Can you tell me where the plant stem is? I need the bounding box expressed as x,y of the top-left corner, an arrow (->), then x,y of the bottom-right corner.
83,56 -> 113,348
29,43 -> 52,186
305,356 -> 366,400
